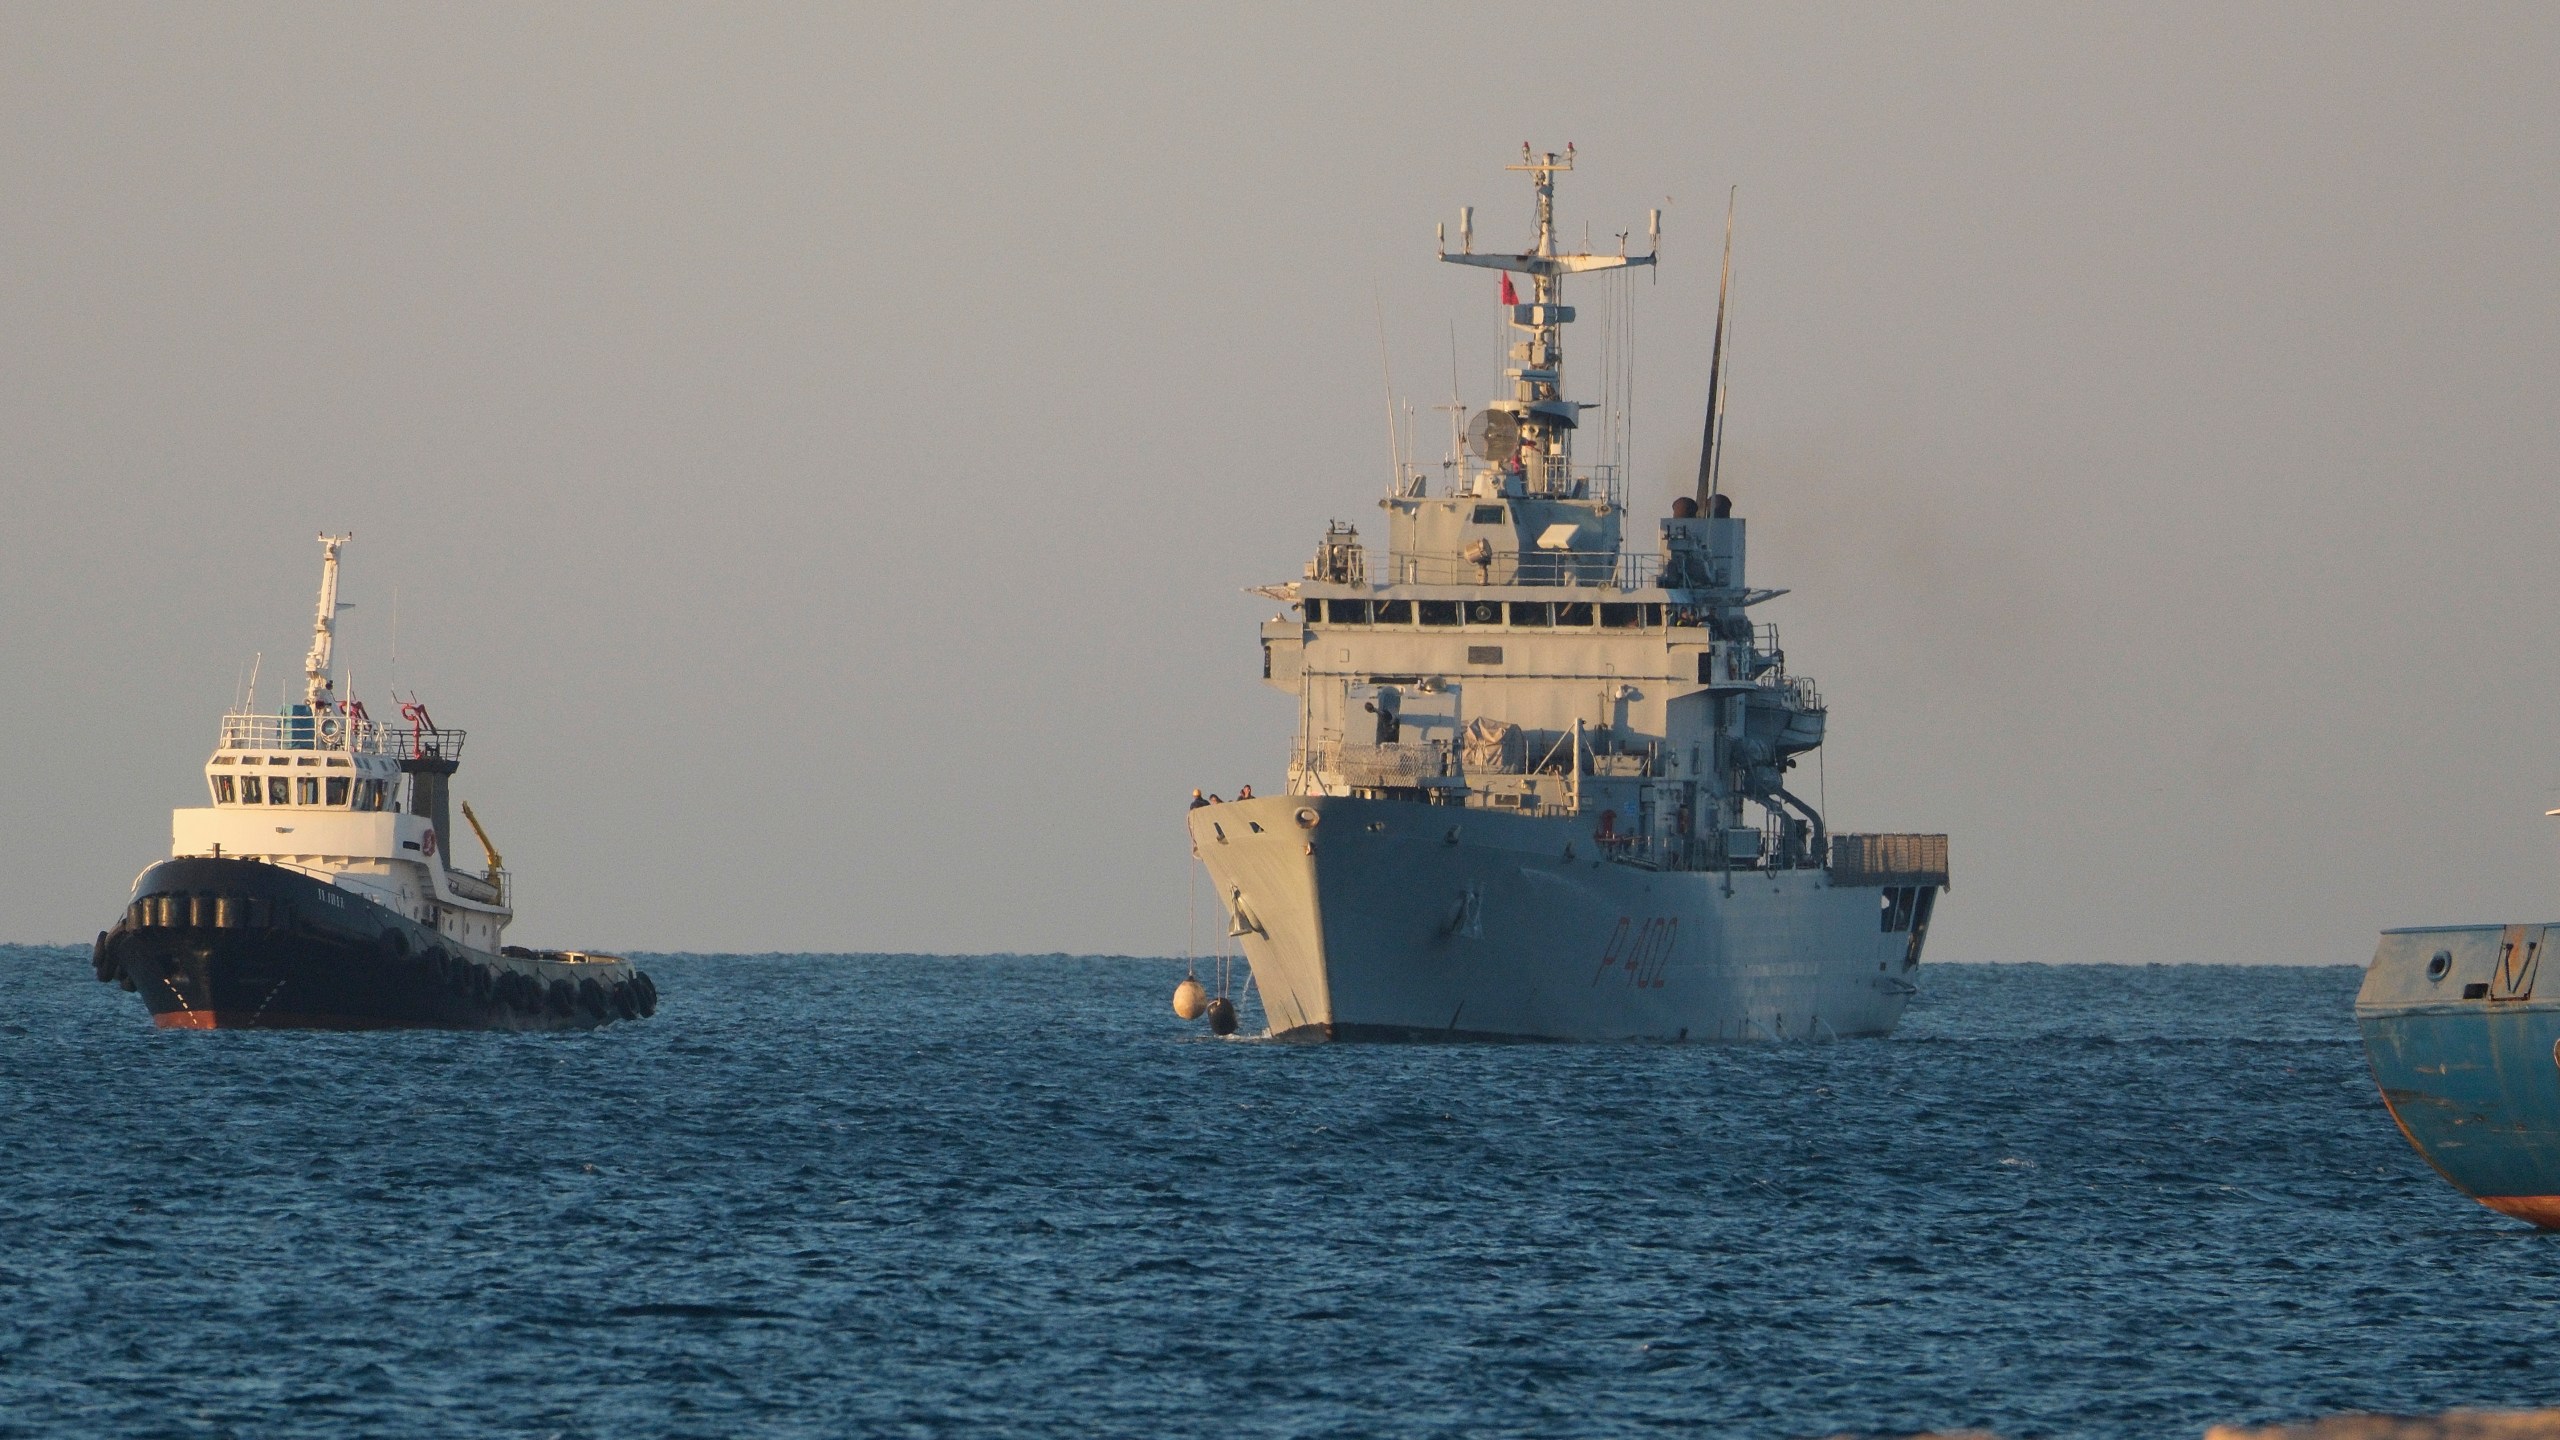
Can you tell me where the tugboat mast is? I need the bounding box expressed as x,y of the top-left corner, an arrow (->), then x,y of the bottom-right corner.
304,532 -> 350,711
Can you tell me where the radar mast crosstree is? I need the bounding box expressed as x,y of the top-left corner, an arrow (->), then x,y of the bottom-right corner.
1436,143 -> 1658,495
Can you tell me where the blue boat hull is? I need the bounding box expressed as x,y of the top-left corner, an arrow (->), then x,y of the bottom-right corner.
2358,923 -> 2560,1227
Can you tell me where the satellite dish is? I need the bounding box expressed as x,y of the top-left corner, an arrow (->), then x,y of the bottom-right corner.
1466,408 -> 1522,461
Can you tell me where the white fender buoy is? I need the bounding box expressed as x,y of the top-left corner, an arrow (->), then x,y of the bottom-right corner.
1172,975 -> 1207,1020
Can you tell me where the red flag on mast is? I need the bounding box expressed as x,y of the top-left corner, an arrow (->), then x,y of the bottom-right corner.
1499,272 -> 1519,306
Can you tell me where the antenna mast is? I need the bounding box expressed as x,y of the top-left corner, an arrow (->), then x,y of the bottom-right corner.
1695,190 -> 1735,508
304,533 -> 351,711
1441,144 -> 1657,498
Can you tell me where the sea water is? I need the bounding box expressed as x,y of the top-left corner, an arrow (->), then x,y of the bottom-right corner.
2,952 -> 2551,1439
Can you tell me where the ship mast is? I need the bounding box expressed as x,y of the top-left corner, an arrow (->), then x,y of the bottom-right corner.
304,532 -> 350,711
1438,143 -> 1659,496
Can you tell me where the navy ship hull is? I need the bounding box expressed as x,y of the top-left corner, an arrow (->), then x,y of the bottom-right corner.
2358,924 -> 2560,1227
96,857 -> 655,1032
1191,796 -> 1938,1042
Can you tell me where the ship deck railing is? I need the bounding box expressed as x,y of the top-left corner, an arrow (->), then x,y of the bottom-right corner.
219,710 -> 465,761
1302,738 -> 1457,790
1506,463 -> 1627,510
1383,549 -> 1661,590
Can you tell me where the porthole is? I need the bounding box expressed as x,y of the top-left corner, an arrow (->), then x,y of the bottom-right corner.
1294,808 -> 1319,829
2427,949 -> 2453,983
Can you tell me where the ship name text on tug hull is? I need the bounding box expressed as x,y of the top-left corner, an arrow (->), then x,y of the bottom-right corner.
92,534 -> 657,1031
1190,147 -> 1948,1042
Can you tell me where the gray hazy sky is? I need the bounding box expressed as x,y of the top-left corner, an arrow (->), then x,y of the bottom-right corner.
7,4 -> 2558,963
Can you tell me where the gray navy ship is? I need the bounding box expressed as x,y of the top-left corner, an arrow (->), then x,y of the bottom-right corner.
1189,147 -> 1949,1042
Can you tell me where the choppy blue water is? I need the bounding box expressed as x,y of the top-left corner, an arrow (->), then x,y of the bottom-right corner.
2,952 -> 2553,1439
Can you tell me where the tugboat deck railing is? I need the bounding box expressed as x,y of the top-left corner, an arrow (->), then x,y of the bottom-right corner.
218,711 -> 466,761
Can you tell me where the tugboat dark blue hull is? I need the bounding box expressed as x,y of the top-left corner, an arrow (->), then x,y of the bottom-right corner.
96,857 -> 657,1032
2358,924 -> 2560,1227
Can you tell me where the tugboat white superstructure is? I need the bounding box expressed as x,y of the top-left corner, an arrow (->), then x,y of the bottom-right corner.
1189,148 -> 1948,1041
92,535 -> 658,1030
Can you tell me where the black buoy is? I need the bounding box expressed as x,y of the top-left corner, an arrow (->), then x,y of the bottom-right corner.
1205,996 -> 1238,1037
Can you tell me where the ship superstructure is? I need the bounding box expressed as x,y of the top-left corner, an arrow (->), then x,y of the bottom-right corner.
1189,148 -> 1948,1041
92,535 -> 656,1030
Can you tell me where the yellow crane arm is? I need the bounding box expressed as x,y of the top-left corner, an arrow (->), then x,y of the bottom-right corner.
459,800 -> 504,878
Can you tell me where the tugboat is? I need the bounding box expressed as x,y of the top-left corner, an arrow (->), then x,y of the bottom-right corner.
1184,147 -> 1949,1042
2360,891 -> 2560,1226
91,534 -> 657,1031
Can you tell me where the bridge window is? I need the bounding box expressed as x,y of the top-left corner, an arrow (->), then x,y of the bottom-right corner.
1509,602 -> 1551,626
1601,603 -> 1642,628
240,777 -> 262,804
1556,602 -> 1594,626
1327,599 -> 1371,624
269,776 -> 291,805
1471,505 -> 1506,524
1418,601 -> 1460,626
1374,599 -> 1412,624
213,775 -> 237,804
297,777 -> 320,805
326,777 -> 350,806
1464,600 -> 1501,625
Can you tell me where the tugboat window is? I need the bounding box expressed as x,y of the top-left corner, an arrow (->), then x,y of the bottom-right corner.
213,775 -> 236,804
296,777 -> 320,805
1418,600 -> 1460,626
325,777 -> 350,806
1374,599 -> 1412,624
268,777 -> 290,805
